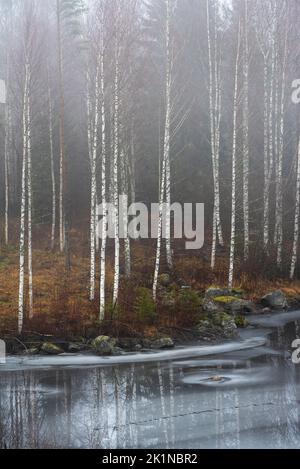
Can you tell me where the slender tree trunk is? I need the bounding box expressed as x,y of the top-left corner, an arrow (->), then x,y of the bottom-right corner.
276,31 -> 287,267
228,23 -> 241,289
290,139 -> 300,279
18,63 -> 29,334
4,52 -> 10,246
57,0 -> 66,253
27,71 -> 33,319
47,66 -> 56,251
120,150 -> 131,278
165,0 -> 173,271
243,0 -> 249,260
263,56 -> 269,251
89,58 -> 101,301
207,0 -> 223,270
112,52 -> 120,308
99,19 -> 107,320
213,0 -> 223,248
264,34 -> 275,251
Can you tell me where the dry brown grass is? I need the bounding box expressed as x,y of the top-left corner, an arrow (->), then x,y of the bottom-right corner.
0,222 -> 299,338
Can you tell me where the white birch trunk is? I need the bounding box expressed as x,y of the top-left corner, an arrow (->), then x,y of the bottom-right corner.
99,20 -> 107,319
89,58 -> 101,301
27,70 -> 33,319
120,150 -> 131,278
207,0 -> 223,270
275,32 -> 287,267
57,0 -> 65,253
243,0 -> 249,260
263,56 -> 269,251
112,51 -> 120,308
165,0 -> 173,271
4,51 -> 10,246
228,23 -> 241,289
47,66 -> 56,251
18,64 -> 29,334
290,139 -> 300,279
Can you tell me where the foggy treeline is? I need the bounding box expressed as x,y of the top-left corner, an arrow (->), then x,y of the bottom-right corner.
0,0 -> 300,330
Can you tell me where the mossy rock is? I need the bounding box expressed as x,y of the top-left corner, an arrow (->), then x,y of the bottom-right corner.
41,342 -> 64,355
234,315 -> 249,328
214,296 -> 238,304
91,336 -> 117,355
197,312 -> 237,340
213,296 -> 255,314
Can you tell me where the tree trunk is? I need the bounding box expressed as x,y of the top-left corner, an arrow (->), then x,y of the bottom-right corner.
228,23 -> 241,289
89,58 -> 101,301
243,0 -> 249,260
18,63 -> 29,334
47,66 -> 56,251
112,52 -> 120,309
57,0 -> 66,253
27,70 -> 33,319
99,17 -> 107,319
290,138 -> 300,279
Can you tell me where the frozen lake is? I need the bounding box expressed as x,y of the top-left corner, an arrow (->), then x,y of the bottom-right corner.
1,311 -> 300,448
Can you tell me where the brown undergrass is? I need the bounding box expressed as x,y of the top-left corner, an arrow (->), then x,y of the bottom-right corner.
1,221 -> 300,339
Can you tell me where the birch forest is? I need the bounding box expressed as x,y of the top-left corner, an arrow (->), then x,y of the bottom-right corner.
0,0 -> 300,337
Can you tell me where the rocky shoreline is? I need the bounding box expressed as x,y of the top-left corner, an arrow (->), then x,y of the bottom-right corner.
2,285 -> 296,357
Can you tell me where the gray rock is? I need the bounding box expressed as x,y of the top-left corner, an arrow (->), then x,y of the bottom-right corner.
214,297 -> 256,314
202,298 -> 221,313
143,337 -> 174,349
68,342 -> 88,353
41,342 -> 64,355
117,338 -> 142,351
24,347 -> 40,355
205,287 -> 231,299
91,336 -> 117,355
197,313 -> 238,340
261,290 -> 288,310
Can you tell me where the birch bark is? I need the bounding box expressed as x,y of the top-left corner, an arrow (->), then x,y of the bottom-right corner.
228,23 -> 241,289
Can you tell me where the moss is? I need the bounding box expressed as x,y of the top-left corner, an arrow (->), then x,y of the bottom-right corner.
214,296 -> 238,304
234,315 -> 248,328
211,311 -> 232,326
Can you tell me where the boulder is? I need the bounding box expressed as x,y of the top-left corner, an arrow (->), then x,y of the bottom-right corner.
143,336 -> 174,349
117,338 -> 143,351
261,290 -> 288,310
213,296 -> 256,314
205,287 -> 231,299
202,298 -> 221,313
91,336 -> 117,355
24,347 -> 40,355
68,342 -> 88,353
197,312 -> 238,340
41,342 -> 64,355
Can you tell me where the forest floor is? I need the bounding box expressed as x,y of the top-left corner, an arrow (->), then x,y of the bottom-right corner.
1,221 -> 300,344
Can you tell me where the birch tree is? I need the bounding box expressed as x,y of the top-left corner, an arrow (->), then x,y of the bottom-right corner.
18,62 -> 29,334
112,16 -> 120,308
290,138 -> 300,279
47,65 -> 56,251
228,21 -> 241,289
99,3 -> 107,319
274,14 -> 288,267
153,0 -> 172,299
242,0 -> 249,260
207,0 -> 223,269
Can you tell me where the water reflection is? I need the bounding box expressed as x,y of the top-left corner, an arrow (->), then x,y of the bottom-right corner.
1,320 -> 300,448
